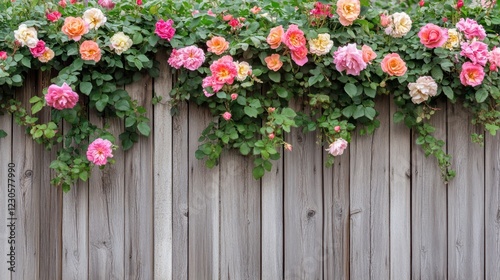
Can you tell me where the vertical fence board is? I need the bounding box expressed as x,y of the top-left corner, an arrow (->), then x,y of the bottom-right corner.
323,149 -> 350,280
447,104 -> 484,280
124,76 -> 154,279
284,100 -> 323,279
220,151 -> 261,279
0,107 -> 12,279
88,115 -> 125,280
389,101 -> 411,280
153,53 -> 173,280
188,105 -> 219,280
411,102 -> 447,279
485,133 -> 500,279
173,101 -> 189,279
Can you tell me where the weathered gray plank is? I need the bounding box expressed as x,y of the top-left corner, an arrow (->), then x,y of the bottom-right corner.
188,104 -> 219,280
323,147 -> 350,280
261,149 -> 283,280
153,52 -> 173,280
447,104 -> 484,280
349,97 -> 390,280
124,75 -> 154,279
172,101 -> 189,280
283,100 -> 323,279
411,102 -> 447,279
88,115 -> 125,280
220,151 -> 261,279
389,100 -> 411,280
485,133 -> 500,279
0,102 -> 12,279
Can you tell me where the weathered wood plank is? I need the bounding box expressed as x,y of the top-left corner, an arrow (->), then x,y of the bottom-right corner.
261,149 -> 284,280
485,133 -> 500,279
124,75 -> 154,279
0,103 -> 12,279
323,147 -> 350,280
220,151 -> 261,279
153,52 -> 173,280
389,100 -> 411,280
411,102 -> 447,279
172,101 -> 189,280
188,104 -> 219,280
88,115 -> 125,280
350,97 -> 390,280
447,104 -> 484,280
283,100 -> 323,279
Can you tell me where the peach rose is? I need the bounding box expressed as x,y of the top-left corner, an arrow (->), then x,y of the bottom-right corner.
381,53 -> 407,76
266,25 -> 284,49
336,0 -> 360,26
79,40 -> 101,62
361,45 -> 377,63
206,36 -> 229,55
264,54 -> 283,71
62,17 -> 89,41
38,48 -> 55,63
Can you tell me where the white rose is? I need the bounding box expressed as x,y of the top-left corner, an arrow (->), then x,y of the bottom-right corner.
407,76 -> 438,104
110,32 -> 133,55
390,12 -> 412,38
309,33 -> 334,56
235,61 -> 252,81
14,24 -> 38,48
83,8 -> 107,30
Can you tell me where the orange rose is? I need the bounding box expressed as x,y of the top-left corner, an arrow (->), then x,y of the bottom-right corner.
62,17 -> 89,41
79,40 -> 101,62
381,53 -> 407,76
361,45 -> 377,63
336,0 -> 360,26
266,25 -> 284,49
206,36 -> 229,55
264,54 -> 283,71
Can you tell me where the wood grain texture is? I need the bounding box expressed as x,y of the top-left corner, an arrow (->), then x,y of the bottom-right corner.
124,75 -> 154,279
284,100 -> 323,280
411,102 -> 447,280
0,103 -> 12,279
188,104 -> 220,280
323,148 -> 350,280
153,52 -> 173,280
447,104 -> 484,280
172,101 -> 189,280
485,133 -> 500,279
261,149 -> 283,280
389,100 -> 411,280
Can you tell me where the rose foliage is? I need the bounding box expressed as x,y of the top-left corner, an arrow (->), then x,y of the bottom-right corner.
1,0 -> 500,191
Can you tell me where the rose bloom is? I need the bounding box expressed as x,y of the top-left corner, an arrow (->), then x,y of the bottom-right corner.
460,62 -> 485,86
361,45 -> 377,63
310,2 -> 333,19
223,14 -> 233,21
98,0 -> 115,9
456,18 -> 486,40
282,24 -> 306,51
386,12 -> 412,38
309,33 -> 334,56
336,0 -> 360,26
326,138 -> 348,156
38,48 -> 55,63
228,19 -> 241,29
235,61 -> 252,81
210,55 -> 238,85
45,82 -> 79,110
418,23 -> 448,48
222,112 -> 232,121
86,138 -> 113,166
59,0 -> 67,7
443,29 -> 462,50
14,24 -> 38,48
381,53 -> 407,76
83,8 -> 107,30
291,46 -> 308,66
62,17 -> 89,41
207,9 -> 216,17
407,76 -> 438,104
137,0 -> 142,5
0,51 -> 7,60
460,41 -> 488,66
202,76 -> 224,97
179,46 -> 205,71
29,40 -> 46,58
380,13 -> 391,27
265,54 -> 283,71
488,47 -> 500,71
155,19 -> 176,41
481,0 -> 496,8
168,49 -> 183,69
79,40 -> 102,62
46,11 -> 62,22
206,36 -> 229,55
267,25 -> 284,49
231,93 -> 238,100
250,6 -> 261,14
109,32 -> 133,55
333,43 -> 367,76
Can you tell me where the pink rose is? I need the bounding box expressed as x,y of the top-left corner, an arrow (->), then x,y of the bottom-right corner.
460,62 -> 485,87
460,41 -> 488,66
380,13 -> 391,27
59,0 -> 66,7
30,40 -> 46,58
202,76 -> 223,97
137,0 -> 142,5
333,43 -> 367,76
488,47 -> 500,71
291,46 -> 308,66
282,24 -> 306,51
167,49 -> 183,69
0,51 -> 7,60
250,6 -> 261,14
45,82 -> 79,110
418,23 -> 448,48
326,138 -> 348,156
334,126 -> 341,132
86,138 -> 113,166
98,0 -> 115,9
229,19 -> 240,29
207,9 -> 216,17
222,112 -> 232,121
179,46 -> 205,71
456,18 -> 486,40
155,19 -> 176,41
231,93 -> 238,100
209,55 -> 237,85
46,11 -> 62,22
268,133 -> 275,140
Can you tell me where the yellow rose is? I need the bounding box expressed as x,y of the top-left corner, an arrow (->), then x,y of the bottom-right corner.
83,8 -> 107,30
14,24 -> 38,48
309,33 -> 334,56
443,29 -> 461,50
110,32 -> 133,55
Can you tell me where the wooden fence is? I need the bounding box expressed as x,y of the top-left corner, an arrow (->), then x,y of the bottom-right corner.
1,55 -> 499,279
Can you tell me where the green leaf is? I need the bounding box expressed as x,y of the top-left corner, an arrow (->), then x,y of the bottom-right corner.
475,88 -> 488,103
364,87 -> 376,98
0,130 -> 7,138
80,82 -> 92,95
308,74 -> 323,86
252,165 -> 265,179
44,129 -> 55,139
364,107 -> 376,120
244,106 -> 258,118
239,143 -> 251,155
431,66 -> 443,81
31,101 -> 43,114
137,122 -> 151,136
21,57 -> 31,68
79,171 -> 88,181
125,117 -> 136,127
11,74 -> 22,83
268,71 -> 281,83
393,111 -> 404,123
353,105 -> 365,119
442,86 -> 454,99
276,87 -> 288,98
114,100 -> 130,111
344,83 -> 358,98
